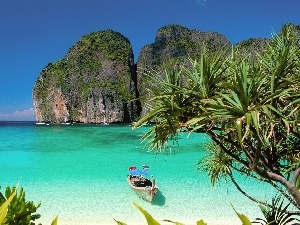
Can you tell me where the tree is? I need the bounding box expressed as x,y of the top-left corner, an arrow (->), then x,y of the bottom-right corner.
133,25 -> 300,213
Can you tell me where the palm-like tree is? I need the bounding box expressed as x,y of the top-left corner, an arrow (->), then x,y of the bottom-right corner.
134,25 -> 300,212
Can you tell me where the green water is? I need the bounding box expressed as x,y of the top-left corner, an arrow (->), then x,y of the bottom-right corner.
0,122 -> 270,225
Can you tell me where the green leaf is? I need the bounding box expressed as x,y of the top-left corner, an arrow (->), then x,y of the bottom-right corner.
219,92 -> 242,110
231,204 -> 252,225
0,188 -> 16,223
236,118 -> 243,146
196,219 -> 208,225
250,110 -> 260,134
163,219 -> 184,225
133,202 -> 160,225
114,218 -> 128,225
51,216 -> 58,225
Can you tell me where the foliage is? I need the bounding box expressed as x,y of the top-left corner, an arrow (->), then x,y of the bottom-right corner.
133,25 -> 300,212
154,24 -> 192,62
235,38 -> 269,52
253,194 -> 300,225
0,186 -> 41,225
232,204 -> 253,225
133,202 -> 160,225
51,216 -> 58,225
114,202 -> 252,225
0,188 -> 16,224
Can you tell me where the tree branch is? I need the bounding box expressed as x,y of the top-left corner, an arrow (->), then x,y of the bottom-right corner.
292,166 -> 300,185
268,180 -> 300,209
228,171 -> 272,207
206,129 -> 249,168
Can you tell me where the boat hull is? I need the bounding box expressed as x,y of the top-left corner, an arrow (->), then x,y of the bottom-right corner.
127,176 -> 158,202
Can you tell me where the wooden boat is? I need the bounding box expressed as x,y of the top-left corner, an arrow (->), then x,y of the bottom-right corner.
127,165 -> 158,202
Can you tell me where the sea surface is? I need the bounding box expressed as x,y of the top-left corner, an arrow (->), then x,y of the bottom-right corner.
0,121 -> 273,225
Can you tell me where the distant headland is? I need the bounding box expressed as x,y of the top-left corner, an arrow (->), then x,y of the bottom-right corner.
32,23 -> 299,124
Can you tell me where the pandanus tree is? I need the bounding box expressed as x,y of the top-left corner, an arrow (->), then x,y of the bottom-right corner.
133,25 -> 300,213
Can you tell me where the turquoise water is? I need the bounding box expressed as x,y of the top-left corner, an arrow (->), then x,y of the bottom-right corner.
0,122 -> 271,225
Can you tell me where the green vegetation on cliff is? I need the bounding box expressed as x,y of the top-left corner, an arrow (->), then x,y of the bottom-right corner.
33,23 -> 298,123
35,29 -> 133,98
140,24 -> 232,68
33,30 -> 136,123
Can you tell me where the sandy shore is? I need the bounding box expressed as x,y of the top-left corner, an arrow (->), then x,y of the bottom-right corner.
40,218 -> 243,225
38,210 -> 251,225
40,219 -> 245,225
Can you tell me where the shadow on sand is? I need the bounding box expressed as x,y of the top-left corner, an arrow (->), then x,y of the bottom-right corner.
151,190 -> 166,206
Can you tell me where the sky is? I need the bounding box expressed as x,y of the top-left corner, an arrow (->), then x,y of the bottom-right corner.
0,0 -> 299,121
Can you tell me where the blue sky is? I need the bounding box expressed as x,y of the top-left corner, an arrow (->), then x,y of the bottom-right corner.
0,0 -> 299,121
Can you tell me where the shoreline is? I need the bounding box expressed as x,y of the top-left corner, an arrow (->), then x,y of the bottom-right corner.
33,194 -> 259,225
37,216 -> 247,225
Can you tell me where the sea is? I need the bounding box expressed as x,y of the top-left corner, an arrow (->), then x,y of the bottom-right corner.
0,121 -> 273,225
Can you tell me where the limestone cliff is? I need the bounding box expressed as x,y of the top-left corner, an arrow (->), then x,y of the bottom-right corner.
235,38 -> 270,59
33,30 -> 137,123
137,24 -> 231,74
33,23 -> 296,124
136,24 -> 232,116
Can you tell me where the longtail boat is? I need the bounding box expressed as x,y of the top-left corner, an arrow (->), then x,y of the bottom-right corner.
127,165 -> 158,202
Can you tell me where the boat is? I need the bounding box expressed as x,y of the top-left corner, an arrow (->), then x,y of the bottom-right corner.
103,116 -> 109,125
127,165 -> 158,202
36,122 -> 50,125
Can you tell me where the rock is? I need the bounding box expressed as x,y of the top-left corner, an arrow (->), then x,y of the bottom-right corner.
234,38 -> 270,59
136,24 -> 231,116
33,23 -> 298,124
33,30 -> 138,124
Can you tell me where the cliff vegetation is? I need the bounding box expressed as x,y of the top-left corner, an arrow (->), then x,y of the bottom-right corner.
33,23 -> 299,124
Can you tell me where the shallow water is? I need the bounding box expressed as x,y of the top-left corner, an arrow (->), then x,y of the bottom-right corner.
0,122 -> 271,225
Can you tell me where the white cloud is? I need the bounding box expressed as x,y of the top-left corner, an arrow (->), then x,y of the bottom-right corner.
0,108 -> 36,121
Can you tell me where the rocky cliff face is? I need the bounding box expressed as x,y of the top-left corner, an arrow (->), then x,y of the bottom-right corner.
136,24 -> 232,116
33,30 -> 137,123
33,23 -> 296,124
137,24 -> 231,74
235,38 -> 270,59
